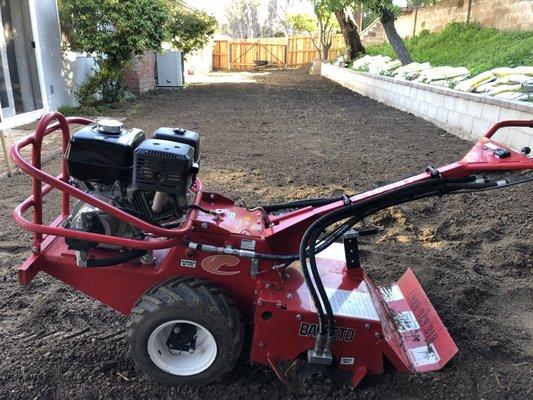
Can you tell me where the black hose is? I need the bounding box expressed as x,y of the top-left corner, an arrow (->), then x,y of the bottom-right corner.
301,176 -> 489,353
86,249 -> 147,267
262,196 -> 351,212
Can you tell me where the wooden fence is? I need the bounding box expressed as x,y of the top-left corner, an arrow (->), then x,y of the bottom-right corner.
212,35 -> 346,71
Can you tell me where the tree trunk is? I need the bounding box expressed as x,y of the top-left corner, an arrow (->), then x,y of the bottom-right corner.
380,8 -> 412,65
335,10 -> 365,60
322,42 -> 331,60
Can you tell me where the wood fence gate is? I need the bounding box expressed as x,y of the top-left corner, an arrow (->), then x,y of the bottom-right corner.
212,35 -> 345,71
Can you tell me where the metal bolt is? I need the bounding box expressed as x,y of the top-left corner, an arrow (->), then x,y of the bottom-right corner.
365,323 -> 371,330
173,326 -> 181,334
31,246 -> 39,254
264,282 -> 272,289
284,273 -> 291,279
287,293 -> 293,299
276,302 -> 282,309
201,222 -> 208,229
296,314 -> 302,320
257,300 -> 263,306
259,342 -> 265,348
209,194 -> 215,200
374,332 -> 382,339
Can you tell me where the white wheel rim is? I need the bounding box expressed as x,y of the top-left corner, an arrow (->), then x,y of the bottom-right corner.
147,320 -> 217,376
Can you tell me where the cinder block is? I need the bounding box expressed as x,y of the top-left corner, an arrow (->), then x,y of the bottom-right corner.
499,107 -> 525,122
507,131 -> 531,151
437,106 -> 448,123
466,100 -> 484,117
481,103 -> 501,122
446,110 -> 462,126
471,118 -> 493,139
459,114 -> 474,133
443,95 -> 456,110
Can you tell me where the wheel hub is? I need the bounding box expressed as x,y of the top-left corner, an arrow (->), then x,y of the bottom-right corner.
166,323 -> 197,353
147,320 -> 218,376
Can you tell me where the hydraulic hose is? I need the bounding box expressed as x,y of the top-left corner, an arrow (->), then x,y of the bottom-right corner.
301,175 -> 501,355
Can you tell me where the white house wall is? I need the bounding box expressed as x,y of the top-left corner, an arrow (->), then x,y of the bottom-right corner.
30,0 -> 70,110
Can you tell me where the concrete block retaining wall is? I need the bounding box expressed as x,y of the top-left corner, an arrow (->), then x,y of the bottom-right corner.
321,63 -> 533,151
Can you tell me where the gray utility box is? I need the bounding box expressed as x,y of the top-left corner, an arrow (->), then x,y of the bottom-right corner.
156,51 -> 184,87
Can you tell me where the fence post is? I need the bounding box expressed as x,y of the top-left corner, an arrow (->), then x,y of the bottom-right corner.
284,38 -> 289,69
227,40 -> 231,71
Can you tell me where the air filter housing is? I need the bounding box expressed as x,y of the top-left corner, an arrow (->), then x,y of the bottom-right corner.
133,139 -> 195,207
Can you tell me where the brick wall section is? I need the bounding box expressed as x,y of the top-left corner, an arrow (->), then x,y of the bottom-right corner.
365,0 -> 533,45
123,51 -> 155,94
321,63 -> 533,151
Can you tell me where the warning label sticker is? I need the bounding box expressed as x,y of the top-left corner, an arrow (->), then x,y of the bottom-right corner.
394,311 -> 420,333
180,259 -> 197,268
340,357 -> 355,365
407,343 -> 441,367
379,284 -> 404,303
322,287 -> 379,321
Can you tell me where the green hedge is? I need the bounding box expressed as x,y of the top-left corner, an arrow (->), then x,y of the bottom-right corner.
365,22 -> 533,76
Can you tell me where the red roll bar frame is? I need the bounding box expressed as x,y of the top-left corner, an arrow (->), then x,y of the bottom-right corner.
10,112 -> 200,253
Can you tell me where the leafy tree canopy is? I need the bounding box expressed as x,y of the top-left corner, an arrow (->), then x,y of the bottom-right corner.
166,6 -> 217,54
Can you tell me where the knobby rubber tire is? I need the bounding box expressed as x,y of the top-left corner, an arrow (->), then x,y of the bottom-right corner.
127,277 -> 243,386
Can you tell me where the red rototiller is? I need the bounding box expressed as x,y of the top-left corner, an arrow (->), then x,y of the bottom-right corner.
10,113 -> 533,389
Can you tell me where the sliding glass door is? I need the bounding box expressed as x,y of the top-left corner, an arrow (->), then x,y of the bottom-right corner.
0,0 -> 43,120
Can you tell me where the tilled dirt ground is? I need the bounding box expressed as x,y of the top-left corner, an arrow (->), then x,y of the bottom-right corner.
0,70 -> 531,400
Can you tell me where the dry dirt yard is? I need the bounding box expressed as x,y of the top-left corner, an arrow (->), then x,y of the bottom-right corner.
0,70 -> 531,400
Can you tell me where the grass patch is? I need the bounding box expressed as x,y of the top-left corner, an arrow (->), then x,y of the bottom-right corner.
365,22 -> 533,76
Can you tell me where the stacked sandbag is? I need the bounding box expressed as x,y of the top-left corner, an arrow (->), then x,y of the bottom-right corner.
346,54 -> 532,102
454,66 -> 532,100
351,55 -> 375,70
454,71 -> 496,92
392,62 -> 432,80
414,66 -> 470,87
366,55 -> 392,74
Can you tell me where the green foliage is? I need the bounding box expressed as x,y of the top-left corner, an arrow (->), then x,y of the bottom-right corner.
287,13 -> 318,35
166,7 -> 217,54
365,22 -> 533,75
59,0 -> 168,105
56,105 -> 79,117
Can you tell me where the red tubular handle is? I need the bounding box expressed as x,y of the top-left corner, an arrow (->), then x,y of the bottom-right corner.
10,112 -> 199,251
484,120 -> 533,139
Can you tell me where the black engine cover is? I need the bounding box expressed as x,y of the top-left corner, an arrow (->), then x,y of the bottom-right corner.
66,124 -> 145,184
133,139 -> 195,207
153,127 -> 200,163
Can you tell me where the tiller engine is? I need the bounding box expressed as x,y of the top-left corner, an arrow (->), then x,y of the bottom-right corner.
10,113 -> 533,390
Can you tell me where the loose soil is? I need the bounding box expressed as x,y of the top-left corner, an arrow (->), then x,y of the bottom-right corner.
0,70 -> 531,400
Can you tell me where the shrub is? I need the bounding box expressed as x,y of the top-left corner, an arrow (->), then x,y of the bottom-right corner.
59,0 -> 168,105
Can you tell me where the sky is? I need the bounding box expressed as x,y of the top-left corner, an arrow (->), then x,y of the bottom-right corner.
185,0 -> 408,25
